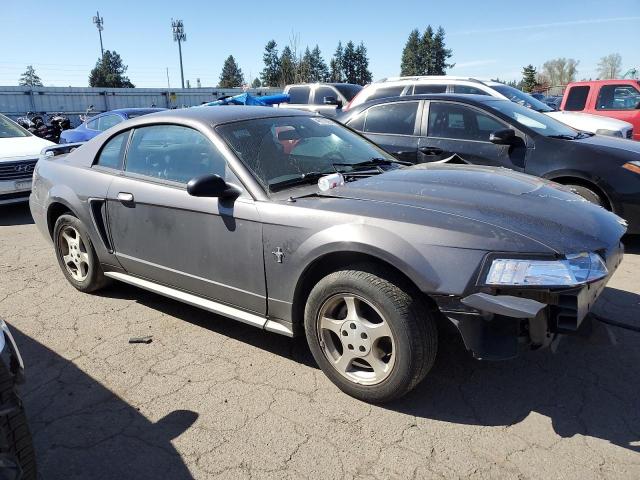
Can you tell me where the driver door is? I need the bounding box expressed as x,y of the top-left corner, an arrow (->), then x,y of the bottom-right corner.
106,124 -> 266,314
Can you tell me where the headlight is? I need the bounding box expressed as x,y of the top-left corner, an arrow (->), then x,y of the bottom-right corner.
622,161 -> 640,175
595,129 -> 623,137
485,252 -> 607,286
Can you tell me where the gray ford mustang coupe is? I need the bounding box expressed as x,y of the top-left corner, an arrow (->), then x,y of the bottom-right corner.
30,107 -> 626,402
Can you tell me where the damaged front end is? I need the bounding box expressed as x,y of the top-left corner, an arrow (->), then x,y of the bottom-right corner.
433,242 -> 624,360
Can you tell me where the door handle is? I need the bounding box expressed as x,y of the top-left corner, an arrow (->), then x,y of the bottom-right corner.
419,146 -> 444,155
117,192 -> 134,204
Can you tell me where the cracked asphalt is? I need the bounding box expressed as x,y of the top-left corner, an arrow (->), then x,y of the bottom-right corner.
1,202 -> 639,479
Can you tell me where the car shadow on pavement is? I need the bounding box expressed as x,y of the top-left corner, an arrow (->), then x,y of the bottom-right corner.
0,204 -> 34,226
623,234 -> 640,254
11,327 -> 198,480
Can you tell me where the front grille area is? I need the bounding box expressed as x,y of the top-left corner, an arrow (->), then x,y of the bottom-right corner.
0,159 -> 37,181
627,129 -> 634,139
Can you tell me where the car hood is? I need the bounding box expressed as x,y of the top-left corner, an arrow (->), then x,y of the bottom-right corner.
0,136 -> 55,160
324,164 -> 626,254
571,133 -> 640,155
545,110 -> 633,131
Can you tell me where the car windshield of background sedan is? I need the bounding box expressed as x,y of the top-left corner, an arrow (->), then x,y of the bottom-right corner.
488,100 -> 583,139
217,116 -> 397,192
0,115 -> 29,138
492,85 -> 553,113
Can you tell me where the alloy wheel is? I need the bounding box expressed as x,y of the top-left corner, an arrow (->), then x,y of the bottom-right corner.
58,226 -> 90,282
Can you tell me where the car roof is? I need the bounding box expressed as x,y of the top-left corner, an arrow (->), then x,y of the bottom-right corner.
132,105 -> 314,126
104,108 -> 166,115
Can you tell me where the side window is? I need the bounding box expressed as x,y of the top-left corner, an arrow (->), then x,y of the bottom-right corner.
414,84 -> 447,94
124,125 -> 227,184
428,102 -> 506,141
596,84 -> 640,110
453,85 -> 490,95
564,86 -> 590,111
313,86 -> 339,104
287,86 -> 311,104
363,102 -> 419,135
366,86 -> 405,102
98,114 -> 123,131
95,131 -> 128,170
86,118 -> 100,130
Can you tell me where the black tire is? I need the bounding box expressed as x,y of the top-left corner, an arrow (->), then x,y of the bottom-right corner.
0,363 -> 36,480
304,267 -> 437,403
53,214 -> 109,293
567,184 -> 604,207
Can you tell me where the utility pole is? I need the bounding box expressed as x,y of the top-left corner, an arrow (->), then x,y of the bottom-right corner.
171,19 -> 186,89
166,67 -> 170,88
92,11 -> 104,58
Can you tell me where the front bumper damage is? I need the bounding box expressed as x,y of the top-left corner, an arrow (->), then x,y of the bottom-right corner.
435,242 -> 624,360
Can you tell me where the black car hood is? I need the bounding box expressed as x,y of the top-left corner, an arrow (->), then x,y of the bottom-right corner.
325,164 -> 626,253
573,134 -> 640,157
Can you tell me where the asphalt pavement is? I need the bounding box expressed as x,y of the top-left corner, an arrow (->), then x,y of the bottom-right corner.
1,202 -> 638,479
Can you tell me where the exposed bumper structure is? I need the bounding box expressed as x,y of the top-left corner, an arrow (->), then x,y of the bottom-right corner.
435,242 -> 624,360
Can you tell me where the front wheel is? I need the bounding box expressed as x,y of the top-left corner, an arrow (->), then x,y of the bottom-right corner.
304,268 -> 437,403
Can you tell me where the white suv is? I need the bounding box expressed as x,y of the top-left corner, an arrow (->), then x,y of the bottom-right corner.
0,114 -> 54,205
346,76 -> 634,138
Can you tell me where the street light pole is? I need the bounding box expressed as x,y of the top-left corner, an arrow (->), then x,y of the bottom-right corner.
171,19 -> 186,89
92,11 -> 104,58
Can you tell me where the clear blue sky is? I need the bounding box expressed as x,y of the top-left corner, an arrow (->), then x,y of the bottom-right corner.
2,0 -> 639,88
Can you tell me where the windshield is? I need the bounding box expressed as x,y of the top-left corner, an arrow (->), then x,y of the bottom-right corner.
216,115 -> 397,192
487,100 -> 580,138
0,115 -> 30,138
492,85 -> 553,112
334,84 -> 363,101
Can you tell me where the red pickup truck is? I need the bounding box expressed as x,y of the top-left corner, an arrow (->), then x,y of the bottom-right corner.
561,79 -> 640,140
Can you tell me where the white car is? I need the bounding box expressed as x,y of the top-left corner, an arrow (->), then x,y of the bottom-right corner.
0,114 -> 55,205
346,77 -> 634,139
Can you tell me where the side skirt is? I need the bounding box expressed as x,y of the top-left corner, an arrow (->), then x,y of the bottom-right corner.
104,271 -> 293,337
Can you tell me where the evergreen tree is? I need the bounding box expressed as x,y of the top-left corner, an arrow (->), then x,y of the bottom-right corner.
89,51 -> 135,88
355,43 -> 372,85
420,26 -> 434,75
431,26 -> 453,75
218,55 -> 244,88
19,65 -> 43,87
279,46 -> 296,86
521,65 -> 538,92
251,78 -> 261,88
298,47 -> 313,83
260,40 -> 280,87
330,42 -> 344,82
400,29 -> 421,76
342,41 -> 358,84
310,45 -> 329,82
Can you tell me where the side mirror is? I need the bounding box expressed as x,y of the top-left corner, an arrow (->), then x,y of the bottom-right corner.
323,96 -> 341,107
489,128 -> 517,145
187,174 -> 240,199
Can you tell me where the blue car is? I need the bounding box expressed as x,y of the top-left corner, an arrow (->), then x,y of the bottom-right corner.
59,108 -> 165,144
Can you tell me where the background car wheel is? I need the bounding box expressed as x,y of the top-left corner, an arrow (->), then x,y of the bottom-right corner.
568,184 -> 604,207
53,214 -> 109,293
304,267 -> 437,403
0,362 -> 36,480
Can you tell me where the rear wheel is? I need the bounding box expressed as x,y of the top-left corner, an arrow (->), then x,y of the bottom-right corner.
53,214 -> 109,292
304,267 -> 437,403
567,184 -> 604,208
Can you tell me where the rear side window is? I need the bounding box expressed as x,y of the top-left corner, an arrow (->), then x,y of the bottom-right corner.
564,86 -> 590,111
363,102 -> 419,135
95,131 -> 128,170
125,125 -> 227,184
453,85 -> 489,95
596,84 -> 640,110
346,113 -> 366,131
98,114 -> 123,131
414,84 -> 447,94
313,86 -> 338,105
288,86 -> 311,104
428,102 -> 506,141
366,86 -> 405,102
86,118 -> 100,130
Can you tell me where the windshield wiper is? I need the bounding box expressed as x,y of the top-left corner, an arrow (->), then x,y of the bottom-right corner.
268,171 -> 330,191
333,157 -> 412,171
547,134 -> 578,140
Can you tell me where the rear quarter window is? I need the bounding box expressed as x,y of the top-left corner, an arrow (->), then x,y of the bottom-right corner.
287,86 -> 311,104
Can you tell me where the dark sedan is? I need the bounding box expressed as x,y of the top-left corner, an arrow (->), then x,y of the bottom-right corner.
59,108 -> 165,143
30,107 -> 625,402
338,94 -> 640,233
